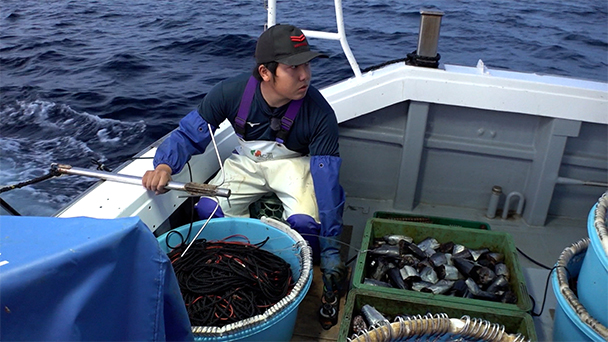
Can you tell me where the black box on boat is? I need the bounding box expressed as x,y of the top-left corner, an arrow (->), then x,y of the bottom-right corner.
373,211 -> 490,230
351,218 -> 532,312
338,288 -> 537,341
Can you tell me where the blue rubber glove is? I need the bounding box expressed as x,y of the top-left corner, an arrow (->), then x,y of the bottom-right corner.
320,236 -> 347,294
310,155 -> 346,293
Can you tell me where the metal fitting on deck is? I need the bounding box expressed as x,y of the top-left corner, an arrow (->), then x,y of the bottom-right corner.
407,9 -> 444,68
502,191 -> 525,219
486,185 -> 502,219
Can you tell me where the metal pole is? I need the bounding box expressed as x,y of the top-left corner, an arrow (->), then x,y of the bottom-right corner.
417,10 -> 444,58
334,0 -> 361,78
0,198 -> 21,216
486,185 -> 502,219
52,164 -> 230,198
266,0 -> 276,28
302,0 -> 362,78
557,177 -> 608,187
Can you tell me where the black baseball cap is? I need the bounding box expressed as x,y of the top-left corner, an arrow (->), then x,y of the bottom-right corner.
255,24 -> 328,66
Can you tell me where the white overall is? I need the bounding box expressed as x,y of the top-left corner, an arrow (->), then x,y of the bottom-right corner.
207,138 -> 319,221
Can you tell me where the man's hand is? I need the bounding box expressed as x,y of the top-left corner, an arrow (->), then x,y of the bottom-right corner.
319,236 -> 347,294
321,261 -> 347,294
142,164 -> 172,194
318,237 -> 346,330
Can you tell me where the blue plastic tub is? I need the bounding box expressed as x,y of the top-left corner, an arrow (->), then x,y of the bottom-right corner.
157,217 -> 313,342
577,199 -> 608,327
552,239 -> 607,341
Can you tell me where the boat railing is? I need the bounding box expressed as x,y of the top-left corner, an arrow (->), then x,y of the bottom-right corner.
265,0 -> 362,78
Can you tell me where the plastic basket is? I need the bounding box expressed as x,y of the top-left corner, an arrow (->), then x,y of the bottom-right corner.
352,218 -> 531,312
373,211 -> 490,230
339,288 -> 536,341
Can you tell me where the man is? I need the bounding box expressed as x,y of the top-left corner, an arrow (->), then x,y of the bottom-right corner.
142,24 -> 346,303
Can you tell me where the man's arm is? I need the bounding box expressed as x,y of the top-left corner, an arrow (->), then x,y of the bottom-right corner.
142,109 -> 214,193
310,155 -> 346,293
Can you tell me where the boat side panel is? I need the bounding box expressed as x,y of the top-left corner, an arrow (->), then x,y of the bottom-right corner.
339,102 -> 406,200
551,121 -> 608,217
323,64 -> 608,126
338,101 -> 607,225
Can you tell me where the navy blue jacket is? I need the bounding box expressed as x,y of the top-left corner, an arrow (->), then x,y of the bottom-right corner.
197,73 -> 339,156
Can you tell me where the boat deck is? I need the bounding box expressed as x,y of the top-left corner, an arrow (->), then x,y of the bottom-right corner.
289,200 -> 590,341
290,265 -> 348,341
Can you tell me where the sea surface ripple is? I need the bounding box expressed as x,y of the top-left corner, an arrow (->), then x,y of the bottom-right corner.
1,0 -> 606,215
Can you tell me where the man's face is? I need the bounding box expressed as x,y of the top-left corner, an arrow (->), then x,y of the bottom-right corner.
268,62 -> 311,101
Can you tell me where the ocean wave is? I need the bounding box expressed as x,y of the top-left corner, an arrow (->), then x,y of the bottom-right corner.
0,99 -> 147,149
154,34 -> 256,58
100,53 -> 153,75
0,98 -> 150,215
138,17 -> 190,30
0,56 -> 31,69
0,135 -> 102,184
71,91 -> 108,103
14,40 -> 55,52
100,13 -> 124,19
0,145 -> 98,216
54,21 -> 75,28
0,0 -> 605,217
5,11 -> 21,20
564,33 -> 608,48
34,50 -> 66,63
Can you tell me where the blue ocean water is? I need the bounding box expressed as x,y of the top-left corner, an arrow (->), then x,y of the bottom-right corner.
1,0 -> 607,216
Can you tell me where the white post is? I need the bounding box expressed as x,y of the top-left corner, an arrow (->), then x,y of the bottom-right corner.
334,0 -> 361,78
301,0 -> 361,78
266,0 -> 276,29
266,0 -> 361,79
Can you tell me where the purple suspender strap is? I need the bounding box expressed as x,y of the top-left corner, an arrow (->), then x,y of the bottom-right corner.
276,98 -> 303,144
234,76 -> 304,142
234,76 -> 258,138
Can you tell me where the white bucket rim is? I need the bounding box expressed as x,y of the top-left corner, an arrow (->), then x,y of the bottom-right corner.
553,238 -> 608,339
591,192 -> 608,260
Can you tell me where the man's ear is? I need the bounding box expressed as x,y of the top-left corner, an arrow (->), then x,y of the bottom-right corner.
258,64 -> 272,82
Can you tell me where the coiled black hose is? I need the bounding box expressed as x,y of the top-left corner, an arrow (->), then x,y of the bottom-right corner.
168,237 -> 294,327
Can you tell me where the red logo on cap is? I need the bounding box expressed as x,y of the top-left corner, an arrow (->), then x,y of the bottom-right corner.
290,34 -> 307,48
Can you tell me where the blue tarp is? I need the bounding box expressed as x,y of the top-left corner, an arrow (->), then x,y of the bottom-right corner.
0,215 -> 193,341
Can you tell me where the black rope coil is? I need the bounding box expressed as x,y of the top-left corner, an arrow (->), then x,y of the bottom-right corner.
168,237 -> 294,327
406,50 -> 441,68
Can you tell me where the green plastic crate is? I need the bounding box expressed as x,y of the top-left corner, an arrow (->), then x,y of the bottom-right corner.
352,218 -> 532,312
373,211 -> 491,230
339,288 -> 537,341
